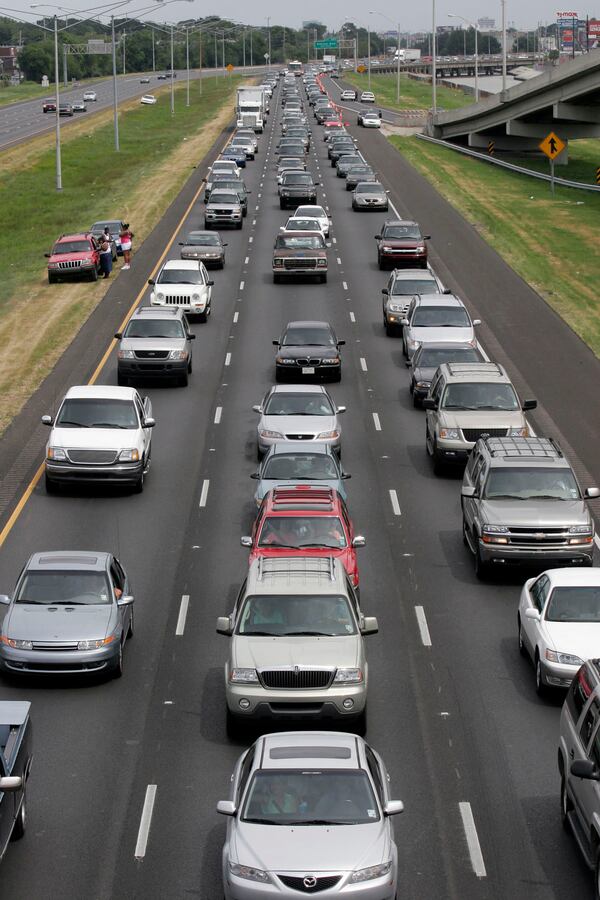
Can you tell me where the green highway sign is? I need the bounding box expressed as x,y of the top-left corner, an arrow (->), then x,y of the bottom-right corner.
314,39 -> 338,49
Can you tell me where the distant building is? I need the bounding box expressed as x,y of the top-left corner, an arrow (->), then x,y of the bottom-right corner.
477,17 -> 495,31
0,46 -> 19,76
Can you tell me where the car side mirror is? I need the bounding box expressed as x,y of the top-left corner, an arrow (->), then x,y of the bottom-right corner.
250,473 -> 260,480
337,340 -> 346,347
252,405 -> 262,413
143,417 -> 156,428
405,360 -> 412,368
571,759 -> 600,781
473,319 -> 482,326
352,535 -> 366,548
374,235 -> 381,240
114,332 -> 122,339
341,473 -> 351,480
400,318 -> 410,327
381,288 -> 389,295
422,398 -> 437,411
524,608 -> 541,621
361,616 -> 378,635
44,253 -> 51,258
178,241 -> 184,245
384,800 -> 404,816
240,536 -> 252,547
0,594 -> 11,605
147,279 -> 155,285
207,280 -> 214,287
522,399 -> 537,411
117,594 -> 134,607
217,800 -> 237,816
586,487 -> 600,498
442,288 -> 452,294
216,616 -> 233,636
188,333 -> 196,340
0,776 -> 23,792
423,234 -> 431,240
336,405 -> 346,414
41,414 -> 53,426
223,242 -> 229,246
461,485 -> 476,498
272,340 -> 279,345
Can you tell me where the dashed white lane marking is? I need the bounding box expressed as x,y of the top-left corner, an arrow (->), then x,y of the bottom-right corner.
214,406 -> 222,424
359,357 -> 367,372
389,489 -> 401,516
332,237 -> 337,244
225,352 -> 232,367
252,219 -> 257,226
337,257 -> 342,266
239,280 -> 245,291
176,595 -> 190,636
134,785 -> 157,859
342,281 -> 348,291
199,479 -> 210,508
258,193 -> 262,199
233,311 -> 239,324
349,312 -> 356,323
459,802 -> 487,878
415,606 -> 432,647
244,256 -> 249,265
249,236 -> 253,243
372,412 -> 381,431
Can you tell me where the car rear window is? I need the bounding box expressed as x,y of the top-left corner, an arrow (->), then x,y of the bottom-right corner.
417,347 -> 481,367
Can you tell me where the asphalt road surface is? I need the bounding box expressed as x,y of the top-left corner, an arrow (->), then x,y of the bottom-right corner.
0,66 -> 268,152
0,73 -> 598,900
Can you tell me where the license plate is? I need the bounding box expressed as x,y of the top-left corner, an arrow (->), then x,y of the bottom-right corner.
302,367 -> 315,375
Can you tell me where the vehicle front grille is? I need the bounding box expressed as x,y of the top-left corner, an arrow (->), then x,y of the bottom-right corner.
260,669 -> 333,690
277,875 -> 342,893
67,449 -> 118,464
31,642 -> 78,651
58,260 -> 84,269
462,428 -> 509,443
295,358 -> 323,366
382,248 -> 418,254
163,295 -> 192,305
506,527 -> 570,547
211,209 -> 234,216
135,350 -> 170,359
283,259 -> 318,270
285,433 -> 316,441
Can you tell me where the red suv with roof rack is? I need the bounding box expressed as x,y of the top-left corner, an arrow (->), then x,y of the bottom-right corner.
45,232 -> 101,284
241,486 -> 365,588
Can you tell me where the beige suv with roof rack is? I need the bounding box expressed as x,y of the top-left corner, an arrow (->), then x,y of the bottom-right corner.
216,556 -> 378,737
423,362 -> 536,474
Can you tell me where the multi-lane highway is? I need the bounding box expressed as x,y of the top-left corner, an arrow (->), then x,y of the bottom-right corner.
0,71 -> 599,899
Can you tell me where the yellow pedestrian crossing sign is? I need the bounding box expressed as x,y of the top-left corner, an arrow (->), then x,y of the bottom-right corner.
539,131 -> 565,161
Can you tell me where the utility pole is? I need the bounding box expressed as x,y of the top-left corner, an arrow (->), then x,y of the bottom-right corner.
186,26 -> 190,107
214,31 -> 218,82
53,15 -> 62,190
396,21 -> 400,104
122,31 -> 125,75
267,17 -> 271,70
170,24 -> 174,113
222,30 -> 225,73
283,26 -> 285,64
367,21 -> 371,88
111,16 -> 119,151
151,27 -> 155,72
501,0 -> 507,94
432,0 -> 437,114
242,28 -> 246,68
307,28 -> 309,64
250,27 -> 253,66
199,30 -> 202,94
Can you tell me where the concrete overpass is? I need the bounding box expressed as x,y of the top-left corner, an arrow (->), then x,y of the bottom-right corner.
367,53 -> 538,79
426,49 -> 600,159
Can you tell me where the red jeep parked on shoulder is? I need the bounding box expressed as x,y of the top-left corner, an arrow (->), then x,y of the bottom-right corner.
45,233 -> 101,284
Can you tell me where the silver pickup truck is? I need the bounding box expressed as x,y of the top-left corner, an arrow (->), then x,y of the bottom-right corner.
0,701 -> 32,861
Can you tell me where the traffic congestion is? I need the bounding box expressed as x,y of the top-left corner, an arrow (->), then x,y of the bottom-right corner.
1,62 -> 599,900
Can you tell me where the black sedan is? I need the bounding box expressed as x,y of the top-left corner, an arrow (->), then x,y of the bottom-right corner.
273,320 -> 345,382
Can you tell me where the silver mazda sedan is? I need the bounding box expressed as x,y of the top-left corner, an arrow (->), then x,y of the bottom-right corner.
0,551 -> 134,678
218,731 -> 403,898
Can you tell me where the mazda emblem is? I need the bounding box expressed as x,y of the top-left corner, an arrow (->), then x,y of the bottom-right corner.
303,876 -> 317,889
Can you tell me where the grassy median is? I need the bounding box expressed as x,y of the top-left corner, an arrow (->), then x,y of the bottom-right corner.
0,75 -> 239,432
344,72 -> 473,112
390,135 -> 600,357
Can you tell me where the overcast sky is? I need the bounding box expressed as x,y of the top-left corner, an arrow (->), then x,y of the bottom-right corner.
6,0 -> 594,31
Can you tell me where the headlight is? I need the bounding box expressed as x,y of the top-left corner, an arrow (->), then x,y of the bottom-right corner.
259,429 -> 284,439
570,525 -> 592,534
230,668 -> 259,683
118,449 -> 140,462
156,292 -> 165,302
316,258 -> 327,267
48,262 -> 59,268
382,245 -> 392,252
281,189 -> 290,195
117,349 -> 135,360
229,862 -> 271,884
47,447 -> 67,460
169,350 -> 188,360
388,302 -> 404,312
321,357 -> 340,365
439,428 -> 459,440
1,636 -> 33,650
191,293 -> 202,303
350,861 -> 392,883
78,636 -> 116,650
276,357 -> 295,364
509,427 -> 529,437
545,650 -> 584,666
416,245 -> 426,252
273,258 -> 284,267
317,430 -> 339,440
334,667 -> 363,683
482,525 -> 510,544
407,338 -> 420,349
415,381 -> 431,390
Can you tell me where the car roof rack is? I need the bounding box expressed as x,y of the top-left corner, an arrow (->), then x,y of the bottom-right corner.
483,436 -> 563,459
257,556 -> 336,582
446,362 -> 504,377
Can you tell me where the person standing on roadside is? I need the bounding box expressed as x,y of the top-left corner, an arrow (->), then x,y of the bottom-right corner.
98,230 -> 113,279
120,223 -> 134,270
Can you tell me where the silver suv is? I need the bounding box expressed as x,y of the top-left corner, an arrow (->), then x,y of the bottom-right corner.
424,362 -> 536,473
216,557 -> 378,736
115,307 -> 194,387
462,436 -> 598,578
401,293 -> 480,359
558,660 -> 600,894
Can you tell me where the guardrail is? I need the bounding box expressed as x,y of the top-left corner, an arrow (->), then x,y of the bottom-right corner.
415,133 -> 600,193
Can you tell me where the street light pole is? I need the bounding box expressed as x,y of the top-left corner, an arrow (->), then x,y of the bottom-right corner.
501,0 -> 507,93
53,14 -> 62,190
151,26 -> 155,71
122,30 -> 125,74
449,14 -> 479,101
432,0 -> 437,114
367,19 -> 371,89
267,17 -> 271,71
170,23 -> 174,113
214,31 -> 217,82
250,27 -> 253,66
242,27 -> 246,68
111,15 -> 119,150
396,22 -> 400,104
198,29 -> 202,94
222,30 -> 225,74
63,43 -> 67,86
186,25 -> 189,106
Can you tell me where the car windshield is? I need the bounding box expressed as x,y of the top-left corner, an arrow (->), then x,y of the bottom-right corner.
383,225 -> 421,239
185,233 -> 221,246
355,184 -> 384,194
545,587 -> 600,622
54,241 -> 91,254
209,192 -> 238,205
275,236 -> 324,250
238,593 -> 355,636
411,307 -> 470,327
15,571 -> 111,605
262,453 -> 339,481
91,222 -> 121,234
241,771 -> 378,825
286,220 -> 321,231
124,320 -> 185,338
417,347 -> 481,367
282,174 -> 312,185
483,467 -> 581,500
157,268 -> 203,285
442,382 -> 518,411
282,326 -> 334,346
392,278 -> 437,295
258,515 -> 347,549
264,393 -> 334,416
56,398 -> 138,429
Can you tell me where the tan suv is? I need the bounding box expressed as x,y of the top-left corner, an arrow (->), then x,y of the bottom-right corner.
216,556 -> 378,737
423,362 -> 536,474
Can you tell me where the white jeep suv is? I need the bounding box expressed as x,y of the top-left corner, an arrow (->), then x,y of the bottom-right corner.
148,259 -> 213,321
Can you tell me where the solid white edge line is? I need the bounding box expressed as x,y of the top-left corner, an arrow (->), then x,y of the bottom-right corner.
360,357 -> 367,372
225,352 -> 231,366
336,256 -> 342,265
459,802 -> 487,878
389,489 -> 401,516
134,785 -> 157,859
175,594 -> 190,636
199,479 -> 210,508
233,311 -> 239,324
414,606 -> 432,647
372,413 -> 381,431
214,406 -> 222,424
